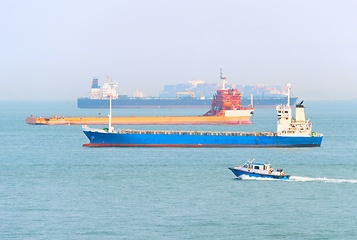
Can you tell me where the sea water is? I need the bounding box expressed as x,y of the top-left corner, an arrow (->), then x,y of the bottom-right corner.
0,100 -> 356,239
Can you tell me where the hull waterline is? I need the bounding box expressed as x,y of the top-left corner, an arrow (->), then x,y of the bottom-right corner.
229,168 -> 290,180
82,129 -> 323,148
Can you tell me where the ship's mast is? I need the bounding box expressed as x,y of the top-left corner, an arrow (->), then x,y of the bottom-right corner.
220,68 -> 227,90
108,95 -> 113,132
287,83 -> 292,123
287,83 -> 292,107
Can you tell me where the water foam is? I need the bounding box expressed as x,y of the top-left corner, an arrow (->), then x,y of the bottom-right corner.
239,175 -> 280,181
289,176 -> 357,183
238,175 -> 357,183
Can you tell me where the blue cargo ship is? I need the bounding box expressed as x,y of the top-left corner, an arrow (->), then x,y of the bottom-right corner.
82,84 -> 323,148
83,129 -> 322,147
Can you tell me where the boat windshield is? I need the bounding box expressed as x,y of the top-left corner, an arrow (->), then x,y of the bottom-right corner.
243,164 -> 248,168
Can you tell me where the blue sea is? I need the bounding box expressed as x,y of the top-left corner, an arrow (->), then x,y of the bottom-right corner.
1,100 -> 356,239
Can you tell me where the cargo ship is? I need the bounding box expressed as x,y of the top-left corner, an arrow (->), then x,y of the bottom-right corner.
26,70 -> 254,125
77,71 -> 297,109
82,84 -> 323,147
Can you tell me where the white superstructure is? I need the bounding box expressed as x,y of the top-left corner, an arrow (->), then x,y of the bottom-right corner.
102,77 -> 118,99
276,83 -> 317,137
91,88 -> 101,99
224,109 -> 253,117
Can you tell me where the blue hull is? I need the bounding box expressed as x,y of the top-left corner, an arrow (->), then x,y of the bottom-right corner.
229,168 -> 290,180
83,131 -> 323,147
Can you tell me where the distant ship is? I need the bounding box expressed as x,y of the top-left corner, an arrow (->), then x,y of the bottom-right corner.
26,70 -> 254,125
77,71 -> 297,109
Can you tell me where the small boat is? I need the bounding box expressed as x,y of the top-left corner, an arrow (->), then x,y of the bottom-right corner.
229,159 -> 290,180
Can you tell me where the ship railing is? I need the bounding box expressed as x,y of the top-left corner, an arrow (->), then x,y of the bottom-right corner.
117,129 -> 275,137
312,132 -> 323,137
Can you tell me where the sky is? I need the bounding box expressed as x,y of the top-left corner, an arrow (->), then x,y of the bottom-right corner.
1,0 -> 356,100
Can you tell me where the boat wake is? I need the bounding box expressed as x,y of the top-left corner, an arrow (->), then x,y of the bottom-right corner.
238,175 -> 357,183
288,176 -> 357,183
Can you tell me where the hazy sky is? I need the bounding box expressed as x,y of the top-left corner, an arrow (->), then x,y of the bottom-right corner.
1,0 -> 356,100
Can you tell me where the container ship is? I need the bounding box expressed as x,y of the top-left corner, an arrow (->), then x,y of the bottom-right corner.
78,71 -> 297,109
82,84 -> 323,148
26,70 -> 254,125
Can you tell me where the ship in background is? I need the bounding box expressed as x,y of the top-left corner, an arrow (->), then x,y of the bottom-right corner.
77,71 -> 298,109
27,70 -> 254,125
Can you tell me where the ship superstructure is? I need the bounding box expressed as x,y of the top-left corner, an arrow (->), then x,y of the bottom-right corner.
101,76 -> 118,99
203,68 -> 253,118
90,77 -> 101,99
276,84 -> 313,137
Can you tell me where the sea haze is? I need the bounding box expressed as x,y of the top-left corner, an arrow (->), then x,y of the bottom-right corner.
0,100 -> 356,239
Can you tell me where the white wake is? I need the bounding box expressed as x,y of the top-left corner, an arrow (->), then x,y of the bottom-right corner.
238,175 -> 357,183
289,176 -> 357,183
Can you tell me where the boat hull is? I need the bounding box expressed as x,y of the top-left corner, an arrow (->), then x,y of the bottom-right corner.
229,168 -> 290,180
83,130 -> 323,148
26,115 -> 252,125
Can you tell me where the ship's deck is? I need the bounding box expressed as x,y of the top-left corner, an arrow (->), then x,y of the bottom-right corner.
108,129 -> 276,137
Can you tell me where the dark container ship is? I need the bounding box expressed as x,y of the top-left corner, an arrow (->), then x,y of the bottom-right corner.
78,96 -> 297,109
78,72 -> 297,109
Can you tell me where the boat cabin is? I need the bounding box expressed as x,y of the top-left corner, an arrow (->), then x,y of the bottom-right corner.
242,162 -> 272,172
